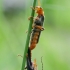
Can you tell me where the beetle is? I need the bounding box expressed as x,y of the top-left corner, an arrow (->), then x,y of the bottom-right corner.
29,6 -> 45,50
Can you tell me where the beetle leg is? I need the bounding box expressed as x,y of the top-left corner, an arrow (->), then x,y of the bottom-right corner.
33,59 -> 37,70
28,16 -> 34,20
24,66 -> 27,69
30,6 -> 35,10
41,27 -> 45,31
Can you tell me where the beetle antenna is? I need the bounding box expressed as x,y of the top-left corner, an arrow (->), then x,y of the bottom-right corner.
38,0 -> 41,6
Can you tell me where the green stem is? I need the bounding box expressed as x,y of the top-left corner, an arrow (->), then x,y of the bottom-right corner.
21,0 -> 37,70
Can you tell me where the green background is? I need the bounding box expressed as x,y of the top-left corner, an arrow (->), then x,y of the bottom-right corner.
0,0 -> 70,70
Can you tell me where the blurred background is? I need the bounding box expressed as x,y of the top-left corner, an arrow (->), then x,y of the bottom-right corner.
0,0 -> 70,70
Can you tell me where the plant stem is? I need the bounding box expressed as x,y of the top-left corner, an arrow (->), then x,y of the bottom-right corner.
21,0 -> 37,70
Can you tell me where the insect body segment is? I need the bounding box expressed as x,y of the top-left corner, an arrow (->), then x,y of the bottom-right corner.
29,11 -> 44,50
25,48 -> 37,70
26,48 -> 34,70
